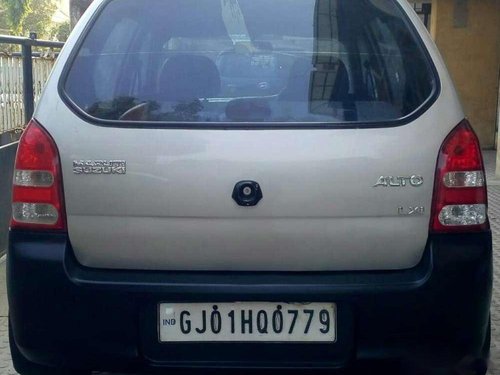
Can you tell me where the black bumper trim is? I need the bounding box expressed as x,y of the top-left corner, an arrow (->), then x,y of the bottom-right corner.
65,240 -> 432,297
7,231 -> 492,371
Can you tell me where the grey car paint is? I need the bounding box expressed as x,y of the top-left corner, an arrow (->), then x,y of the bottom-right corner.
33,0 -> 465,271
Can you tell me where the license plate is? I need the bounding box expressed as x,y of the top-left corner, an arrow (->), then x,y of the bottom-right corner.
158,302 -> 336,342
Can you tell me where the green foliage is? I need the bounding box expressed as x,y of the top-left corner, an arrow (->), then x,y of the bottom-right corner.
0,0 -> 69,41
1,0 -> 32,34
54,20 -> 70,41
0,4 -> 11,33
23,0 -> 57,38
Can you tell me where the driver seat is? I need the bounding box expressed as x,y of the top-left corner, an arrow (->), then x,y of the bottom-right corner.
157,54 -> 221,102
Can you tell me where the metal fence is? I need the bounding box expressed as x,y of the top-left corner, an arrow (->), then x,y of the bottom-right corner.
0,35 -> 64,142
0,54 -> 57,135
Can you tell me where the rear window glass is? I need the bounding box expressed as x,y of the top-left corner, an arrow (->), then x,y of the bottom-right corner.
63,0 -> 437,125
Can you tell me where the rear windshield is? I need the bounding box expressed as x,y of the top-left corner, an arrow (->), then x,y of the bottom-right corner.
63,0 -> 437,125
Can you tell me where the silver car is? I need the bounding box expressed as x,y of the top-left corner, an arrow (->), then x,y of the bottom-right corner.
8,0 -> 492,374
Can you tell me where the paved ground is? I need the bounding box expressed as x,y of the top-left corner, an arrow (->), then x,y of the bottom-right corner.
0,258 -> 10,375
0,151 -> 499,374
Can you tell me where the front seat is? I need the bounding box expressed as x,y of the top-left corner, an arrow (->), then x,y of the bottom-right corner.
157,54 -> 221,102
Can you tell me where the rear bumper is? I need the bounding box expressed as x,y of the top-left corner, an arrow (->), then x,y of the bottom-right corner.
7,231 -> 492,372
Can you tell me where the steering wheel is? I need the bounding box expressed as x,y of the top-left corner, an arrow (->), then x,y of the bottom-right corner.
119,102 -> 150,121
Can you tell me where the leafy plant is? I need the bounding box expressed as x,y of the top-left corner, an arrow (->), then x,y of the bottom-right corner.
1,0 -> 32,35
0,0 -> 68,41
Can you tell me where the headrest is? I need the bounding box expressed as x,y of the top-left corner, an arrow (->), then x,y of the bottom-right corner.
158,54 -> 221,102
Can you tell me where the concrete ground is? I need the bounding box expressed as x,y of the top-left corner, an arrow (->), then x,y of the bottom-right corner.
0,151 -> 499,374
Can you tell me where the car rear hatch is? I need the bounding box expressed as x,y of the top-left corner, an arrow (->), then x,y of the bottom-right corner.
37,0 -> 452,271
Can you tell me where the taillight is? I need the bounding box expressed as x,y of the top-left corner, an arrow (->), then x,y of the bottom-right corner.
430,119 -> 488,233
10,120 -> 66,231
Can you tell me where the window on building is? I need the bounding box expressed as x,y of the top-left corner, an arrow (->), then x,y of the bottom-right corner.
412,2 -> 432,30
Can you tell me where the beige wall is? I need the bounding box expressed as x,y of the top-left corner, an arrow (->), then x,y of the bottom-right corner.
430,0 -> 500,148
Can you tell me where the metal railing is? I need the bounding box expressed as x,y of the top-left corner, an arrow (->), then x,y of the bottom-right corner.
0,34 -> 64,140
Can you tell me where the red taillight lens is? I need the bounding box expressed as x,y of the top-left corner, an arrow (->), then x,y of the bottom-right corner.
10,120 -> 66,231
430,119 -> 488,233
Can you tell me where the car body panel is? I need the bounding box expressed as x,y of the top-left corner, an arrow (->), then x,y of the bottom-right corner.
33,0 -> 465,271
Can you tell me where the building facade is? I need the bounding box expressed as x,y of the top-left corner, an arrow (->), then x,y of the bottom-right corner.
426,0 -> 500,149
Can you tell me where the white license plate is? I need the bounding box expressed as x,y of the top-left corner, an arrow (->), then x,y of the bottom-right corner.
158,302 -> 336,342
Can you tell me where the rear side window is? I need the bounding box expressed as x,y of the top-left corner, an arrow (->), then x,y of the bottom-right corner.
63,0 -> 437,125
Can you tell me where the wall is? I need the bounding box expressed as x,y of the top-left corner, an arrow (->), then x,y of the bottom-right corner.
0,142 -> 16,255
430,0 -> 500,148
497,76 -> 500,176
